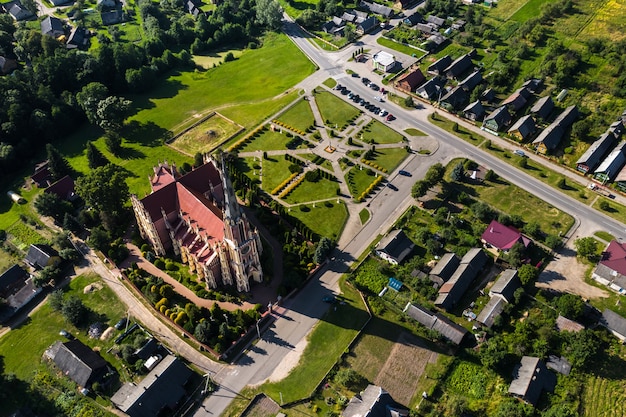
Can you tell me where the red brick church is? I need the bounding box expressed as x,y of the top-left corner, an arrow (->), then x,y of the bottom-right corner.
131,155 -> 263,292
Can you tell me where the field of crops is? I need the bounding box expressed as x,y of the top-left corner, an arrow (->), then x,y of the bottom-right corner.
582,374 -> 626,416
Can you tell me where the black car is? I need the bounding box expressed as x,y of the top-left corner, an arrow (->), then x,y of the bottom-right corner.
114,317 -> 128,330
399,170 -> 412,177
335,84 -> 343,90
370,83 -> 380,91
387,183 -> 398,191
359,99 -> 366,105
362,77 -> 370,85
341,88 -> 349,95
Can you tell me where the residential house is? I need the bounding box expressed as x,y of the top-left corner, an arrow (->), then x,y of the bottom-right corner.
458,69 -> 482,91
614,165 -> 626,192
0,265 -> 42,322
41,16 -> 65,38
532,124 -> 564,154
31,161 -> 52,188
395,68 -> 425,93
46,340 -> 109,388
507,115 -> 536,141
356,16 -> 378,35
0,56 -> 18,75
416,77 -> 445,100
429,253 -> 460,285
599,309 -> 626,343
609,119 -> 624,138
66,26 -> 87,49
131,157 -> 263,292
481,88 -> 496,103
522,78 -> 543,93
555,315 -> 584,333
489,269 -> 520,302
439,86 -> 468,111
8,3 -> 34,21
186,0 -> 201,18
443,54 -> 472,80
402,12 -> 422,26
501,87 -> 529,112
101,9 -> 124,25
435,248 -> 488,311
576,132 -> 617,173
424,34 -> 447,50
530,95 -> 554,121
372,50 -> 396,72
341,11 -> 357,22
111,355 -> 193,417
404,303 -> 469,345
553,105 -> 579,129
593,141 -> 626,183
415,23 -> 434,35
476,296 -> 506,328
451,19 -> 466,30
343,385 -> 408,417
508,356 -> 556,405
360,1 -> 392,18
25,244 -> 60,270
50,0 -> 72,5
322,17 -> 345,36
482,106 -> 511,132
463,100 -> 485,121
591,240 -> 626,293
481,220 -> 531,254
44,175 -> 76,201
427,55 -> 451,75
375,229 -> 414,265
426,15 -> 445,27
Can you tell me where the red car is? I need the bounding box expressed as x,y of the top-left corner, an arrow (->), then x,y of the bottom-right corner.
386,114 -> 395,121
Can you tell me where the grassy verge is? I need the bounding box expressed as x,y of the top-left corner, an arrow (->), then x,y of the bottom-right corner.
323,78 -> 337,89
376,37 -> 424,58
367,147 -> 409,173
345,166 -> 380,199
594,231 -> 615,242
359,208 -> 370,224
261,157 -> 294,192
404,128 -> 426,136
592,196 -> 626,225
283,178 -> 340,205
288,200 -> 348,240
239,130 -> 291,152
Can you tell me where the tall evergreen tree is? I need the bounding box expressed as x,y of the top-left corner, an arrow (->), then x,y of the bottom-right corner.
85,141 -> 109,169
46,143 -> 72,181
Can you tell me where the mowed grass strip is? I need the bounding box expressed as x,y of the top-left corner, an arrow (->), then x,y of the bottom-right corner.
283,177 -> 340,204
509,0 -> 551,21
377,37 -> 425,57
262,280 -> 369,403
315,90 -> 361,129
288,200 -> 348,240
276,98 -> 315,132
368,147 -> 409,172
358,120 -> 405,144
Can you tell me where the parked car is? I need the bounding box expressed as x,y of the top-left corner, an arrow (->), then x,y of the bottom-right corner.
351,72 -> 360,78
386,114 -> 395,121
114,317 -> 128,330
370,83 -> 380,91
399,170 -> 412,177
514,149 -> 526,157
380,109 -> 388,117
387,183 -> 398,191
335,84 -> 343,90
362,78 -> 371,86
374,96 -> 384,102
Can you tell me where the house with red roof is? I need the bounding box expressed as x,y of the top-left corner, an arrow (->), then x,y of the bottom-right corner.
131,155 -> 263,292
592,240 -> 626,293
481,220 -> 531,255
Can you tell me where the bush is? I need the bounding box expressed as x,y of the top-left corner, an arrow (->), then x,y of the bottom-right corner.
154,258 -> 165,269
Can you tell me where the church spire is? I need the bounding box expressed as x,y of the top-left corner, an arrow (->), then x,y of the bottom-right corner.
221,154 -> 241,222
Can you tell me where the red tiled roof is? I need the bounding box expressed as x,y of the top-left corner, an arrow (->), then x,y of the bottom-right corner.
600,240 -> 626,276
141,182 -> 179,222
178,162 -> 222,196
151,165 -> 176,191
396,69 -> 425,90
31,166 -> 52,187
176,183 -> 224,246
481,220 -> 531,250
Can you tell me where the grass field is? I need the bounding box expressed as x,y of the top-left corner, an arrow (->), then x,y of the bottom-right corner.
193,49 -> 244,69
367,147 -> 409,173
239,130 -> 292,152
358,120 -> 405,144
377,37 -> 425,58
170,113 -> 242,155
261,157 -> 294,192
345,166 -> 381,199
276,98 -> 315,132
404,128 -> 426,136
288,200 -> 348,240
359,208 -> 370,224
509,0 -> 551,22
262,280 -> 369,403
582,374 -> 626,417
283,177 -> 340,204
315,91 -> 362,130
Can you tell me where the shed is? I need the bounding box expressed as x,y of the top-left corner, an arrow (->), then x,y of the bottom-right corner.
555,315 -> 584,333
476,296 -> 506,328
508,356 -> 556,405
47,340 -> 108,388
489,269 -> 520,302
443,54 -> 472,80
427,55 -> 451,75
458,69 -> 482,92
600,308 -> 626,342
429,253 -> 460,282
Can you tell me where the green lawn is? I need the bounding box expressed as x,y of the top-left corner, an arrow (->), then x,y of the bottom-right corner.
367,147 -> 409,173
0,274 -> 128,381
276,98 -> 315,132
262,279 -> 369,402
323,78 -> 337,88
404,128 -> 426,136
593,196 -> 626,225
261,157 -> 294,192
193,49 -> 244,69
359,208 -> 370,224
345,166 -> 380,199
377,37 -> 424,58
130,33 -> 315,132
509,0 -> 551,22
358,120 -> 405,144
283,177 -> 340,204
288,200 -> 348,240
170,114 -> 242,155
239,130 -> 291,152
315,90 -> 362,130
234,156 -> 262,185
300,153 -> 334,171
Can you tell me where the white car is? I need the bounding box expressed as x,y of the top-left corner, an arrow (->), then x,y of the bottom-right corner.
380,109 -> 388,117
374,96 -> 384,102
